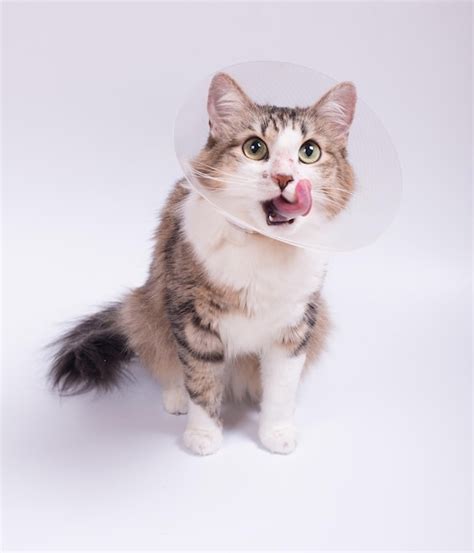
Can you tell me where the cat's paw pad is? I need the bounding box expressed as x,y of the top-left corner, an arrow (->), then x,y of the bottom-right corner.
259,424 -> 297,454
183,427 -> 222,456
162,387 -> 188,415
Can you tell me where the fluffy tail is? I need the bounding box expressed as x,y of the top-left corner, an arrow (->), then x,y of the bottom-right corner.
49,303 -> 133,395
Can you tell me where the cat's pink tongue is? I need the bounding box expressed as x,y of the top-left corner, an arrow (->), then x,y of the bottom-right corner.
272,179 -> 312,217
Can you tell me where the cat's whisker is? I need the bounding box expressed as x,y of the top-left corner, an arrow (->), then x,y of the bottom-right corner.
313,194 -> 350,211
192,163 -> 262,185
314,196 -> 349,207
191,184 -> 252,194
193,182 -> 263,195
313,191 -> 355,205
318,187 -> 356,196
193,172 -> 253,184
193,182 -> 262,193
189,175 -> 262,192
192,169 -> 255,184
200,177 -> 261,189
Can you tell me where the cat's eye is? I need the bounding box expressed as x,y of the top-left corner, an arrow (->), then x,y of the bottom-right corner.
242,137 -> 268,161
298,140 -> 321,164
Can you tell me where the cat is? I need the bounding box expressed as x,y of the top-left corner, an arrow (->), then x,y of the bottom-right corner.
49,72 -> 356,455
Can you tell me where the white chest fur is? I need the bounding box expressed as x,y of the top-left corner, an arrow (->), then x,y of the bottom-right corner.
182,193 -> 328,356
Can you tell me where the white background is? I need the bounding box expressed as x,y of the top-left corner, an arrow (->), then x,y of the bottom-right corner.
2,1 -> 472,550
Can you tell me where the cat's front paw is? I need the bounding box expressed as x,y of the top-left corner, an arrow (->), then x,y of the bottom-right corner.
259,423 -> 297,454
162,386 -> 188,415
183,426 -> 222,456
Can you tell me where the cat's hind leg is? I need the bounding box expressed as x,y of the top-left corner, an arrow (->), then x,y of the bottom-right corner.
161,371 -> 188,415
119,288 -> 188,415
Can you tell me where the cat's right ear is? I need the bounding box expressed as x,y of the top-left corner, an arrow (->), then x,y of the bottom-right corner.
207,73 -> 253,138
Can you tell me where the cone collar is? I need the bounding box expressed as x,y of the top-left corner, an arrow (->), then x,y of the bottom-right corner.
174,61 -> 401,252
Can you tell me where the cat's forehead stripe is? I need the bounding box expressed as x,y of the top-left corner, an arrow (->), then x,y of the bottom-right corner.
257,105 -> 307,137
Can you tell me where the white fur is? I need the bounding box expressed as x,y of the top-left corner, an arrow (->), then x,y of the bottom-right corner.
259,348 -> 305,454
183,401 -> 223,456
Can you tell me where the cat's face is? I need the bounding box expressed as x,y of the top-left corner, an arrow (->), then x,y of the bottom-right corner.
192,73 -> 356,240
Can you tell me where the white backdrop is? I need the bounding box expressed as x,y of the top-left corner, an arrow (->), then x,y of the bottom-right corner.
2,2 -> 472,550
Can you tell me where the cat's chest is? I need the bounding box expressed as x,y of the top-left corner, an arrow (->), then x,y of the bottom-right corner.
205,239 -> 327,355
182,194 -> 328,354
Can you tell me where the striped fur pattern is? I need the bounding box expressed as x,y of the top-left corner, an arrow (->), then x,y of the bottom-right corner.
49,73 -> 356,455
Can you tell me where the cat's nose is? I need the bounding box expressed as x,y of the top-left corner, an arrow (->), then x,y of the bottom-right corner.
271,173 -> 294,191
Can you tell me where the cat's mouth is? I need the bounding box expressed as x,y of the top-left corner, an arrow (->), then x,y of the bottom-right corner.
262,200 -> 296,225
261,179 -> 313,226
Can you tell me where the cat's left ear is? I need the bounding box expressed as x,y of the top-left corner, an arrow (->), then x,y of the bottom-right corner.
311,82 -> 357,143
207,73 -> 253,138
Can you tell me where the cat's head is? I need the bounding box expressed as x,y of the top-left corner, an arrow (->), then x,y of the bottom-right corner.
192,73 -> 356,240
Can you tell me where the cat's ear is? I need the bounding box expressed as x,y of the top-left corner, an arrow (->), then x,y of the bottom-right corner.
207,73 -> 253,138
311,82 -> 357,143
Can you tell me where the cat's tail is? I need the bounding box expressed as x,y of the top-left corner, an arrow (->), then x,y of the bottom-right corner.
48,303 -> 134,395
